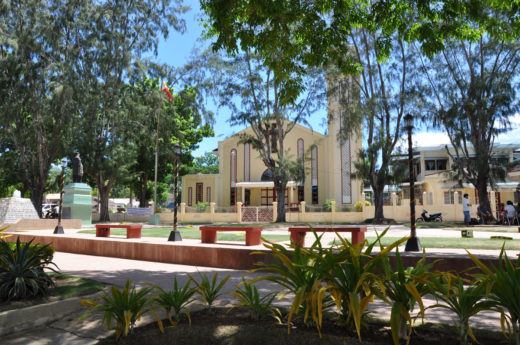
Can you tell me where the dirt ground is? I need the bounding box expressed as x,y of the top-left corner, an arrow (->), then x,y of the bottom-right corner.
97,307 -> 504,345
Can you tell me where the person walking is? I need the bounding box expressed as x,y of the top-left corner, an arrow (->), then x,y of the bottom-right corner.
463,193 -> 471,226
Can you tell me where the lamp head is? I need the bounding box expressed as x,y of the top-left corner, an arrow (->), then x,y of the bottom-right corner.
174,144 -> 181,155
61,158 -> 67,168
404,114 -> 414,131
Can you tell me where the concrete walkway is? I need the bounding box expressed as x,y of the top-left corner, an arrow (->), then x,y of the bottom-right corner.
4,224 -> 514,344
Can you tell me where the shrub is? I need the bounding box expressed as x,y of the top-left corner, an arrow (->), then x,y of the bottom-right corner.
468,247 -> 520,344
153,277 -> 195,324
354,201 -> 363,212
231,278 -> 277,320
323,199 -> 337,211
195,202 -> 209,212
79,280 -> 164,341
189,271 -> 230,309
426,273 -> 495,345
0,238 -> 57,301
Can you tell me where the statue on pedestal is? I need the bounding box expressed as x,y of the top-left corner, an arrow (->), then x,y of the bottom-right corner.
72,152 -> 83,183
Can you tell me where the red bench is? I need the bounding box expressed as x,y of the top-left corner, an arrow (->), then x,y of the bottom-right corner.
199,226 -> 263,246
288,226 -> 367,247
95,224 -> 142,239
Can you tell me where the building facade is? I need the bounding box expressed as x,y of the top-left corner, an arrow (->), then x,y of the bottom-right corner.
181,73 -> 363,211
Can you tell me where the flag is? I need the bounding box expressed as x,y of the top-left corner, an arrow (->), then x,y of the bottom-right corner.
162,82 -> 172,102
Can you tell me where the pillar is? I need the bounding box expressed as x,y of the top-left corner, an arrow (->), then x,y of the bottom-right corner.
272,201 -> 277,221
237,201 -> 243,223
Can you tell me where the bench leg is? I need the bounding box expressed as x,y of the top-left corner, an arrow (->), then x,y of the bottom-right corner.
245,230 -> 262,246
290,232 -> 306,247
96,227 -> 110,237
351,231 -> 365,245
127,226 -> 142,239
201,230 -> 217,244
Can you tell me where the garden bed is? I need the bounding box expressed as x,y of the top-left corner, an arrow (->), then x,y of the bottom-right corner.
96,307 -> 504,345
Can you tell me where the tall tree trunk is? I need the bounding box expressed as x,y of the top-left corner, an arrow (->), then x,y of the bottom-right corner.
30,188 -> 44,218
138,175 -> 148,208
476,178 -> 493,220
372,186 -> 385,223
275,183 -> 286,222
96,174 -> 114,222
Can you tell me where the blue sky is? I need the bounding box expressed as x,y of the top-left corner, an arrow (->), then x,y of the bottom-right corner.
155,1 -> 519,157
154,0 -> 328,156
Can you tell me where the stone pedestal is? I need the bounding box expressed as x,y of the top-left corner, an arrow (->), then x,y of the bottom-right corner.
62,183 -> 92,226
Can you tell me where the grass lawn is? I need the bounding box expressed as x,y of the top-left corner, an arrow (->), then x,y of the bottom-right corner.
361,236 -> 520,250
79,227 -> 290,242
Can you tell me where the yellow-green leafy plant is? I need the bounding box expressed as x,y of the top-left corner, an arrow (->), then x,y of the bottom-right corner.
354,201 -> 364,212
249,232 -> 334,337
79,280 -> 164,341
378,249 -> 433,345
231,278 -> 277,320
468,247 -> 520,344
316,229 -> 407,340
426,273 -> 496,345
0,223 -> 10,240
189,271 -> 230,309
152,277 -> 195,325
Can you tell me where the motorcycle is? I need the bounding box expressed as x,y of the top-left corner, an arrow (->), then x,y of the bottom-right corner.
416,209 -> 443,222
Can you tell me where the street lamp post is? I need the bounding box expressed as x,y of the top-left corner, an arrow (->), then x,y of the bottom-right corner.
54,158 -> 67,234
404,114 -> 421,252
168,144 -> 182,241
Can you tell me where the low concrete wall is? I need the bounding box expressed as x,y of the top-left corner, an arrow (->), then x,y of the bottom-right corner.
0,292 -> 101,336
4,234 -> 274,270
8,219 -> 82,231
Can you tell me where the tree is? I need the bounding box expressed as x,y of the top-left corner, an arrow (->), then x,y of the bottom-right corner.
184,152 -> 220,175
0,0 -> 83,216
185,49 -> 324,222
123,77 -> 213,207
346,28 -> 419,223
418,31 -> 520,214
72,0 -> 188,221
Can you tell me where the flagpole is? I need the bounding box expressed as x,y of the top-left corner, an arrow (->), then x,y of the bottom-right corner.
153,81 -> 162,216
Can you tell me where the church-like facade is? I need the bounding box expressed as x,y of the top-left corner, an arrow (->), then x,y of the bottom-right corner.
181,72 -> 363,210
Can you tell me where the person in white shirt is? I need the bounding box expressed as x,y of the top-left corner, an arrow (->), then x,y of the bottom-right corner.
462,193 -> 471,225
505,200 -> 517,225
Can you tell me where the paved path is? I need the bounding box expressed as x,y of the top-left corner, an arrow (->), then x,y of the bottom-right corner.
4,224 -> 514,344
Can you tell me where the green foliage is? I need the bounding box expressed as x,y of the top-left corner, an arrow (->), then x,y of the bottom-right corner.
196,202 -> 209,212
0,238 -> 57,301
5,241 -> 55,260
79,280 -> 164,341
189,271 -> 230,309
184,152 -> 220,175
378,249 -> 433,345
249,233 -> 333,336
468,247 -> 520,344
152,277 -> 195,325
426,273 -> 496,345
323,199 -> 337,212
231,279 -> 277,320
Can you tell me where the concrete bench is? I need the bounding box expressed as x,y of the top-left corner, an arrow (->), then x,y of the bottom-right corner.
95,224 -> 142,239
288,225 -> 367,247
199,226 -> 263,246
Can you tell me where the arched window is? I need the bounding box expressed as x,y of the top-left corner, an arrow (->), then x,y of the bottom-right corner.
230,149 -> 237,205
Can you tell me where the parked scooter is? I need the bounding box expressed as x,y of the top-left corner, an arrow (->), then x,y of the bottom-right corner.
416,209 -> 443,222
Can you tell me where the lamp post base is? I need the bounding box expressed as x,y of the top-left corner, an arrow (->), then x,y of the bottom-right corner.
168,230 -> 182,241
53,225 -> 64,234
405,237 -> 421,252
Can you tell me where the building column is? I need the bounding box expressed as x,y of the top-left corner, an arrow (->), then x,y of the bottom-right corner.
331,200 -> 336,223
210,202 -> 216,223
272,201 -> 277,221
237,201 -> 243,223
241,187 -> 245,205
289,187 -> 294,205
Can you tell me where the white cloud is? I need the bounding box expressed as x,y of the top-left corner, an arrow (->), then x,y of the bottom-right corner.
413,132 -> 451,147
